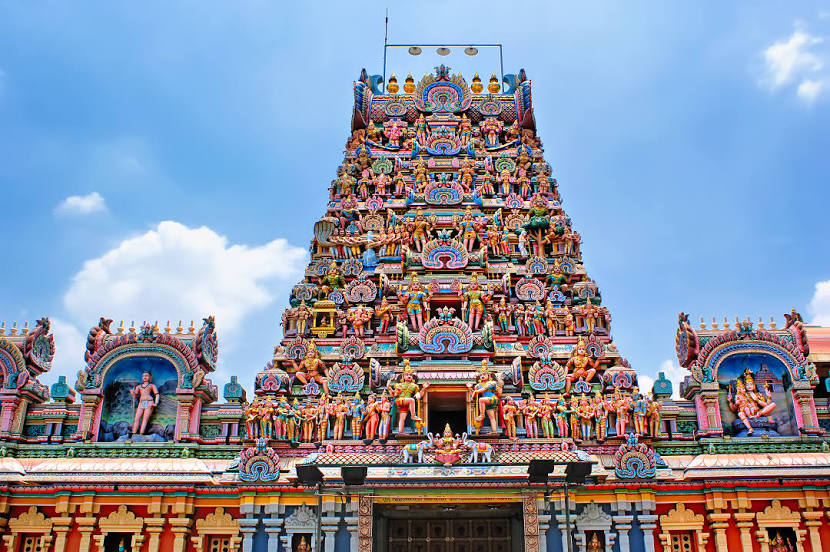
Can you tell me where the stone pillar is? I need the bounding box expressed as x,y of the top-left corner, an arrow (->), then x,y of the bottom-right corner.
612,515 -> 632,552
77,516 -> 97,552
792,382 -> 820,434
757,530 -> 771,552
239,518 -> 259,552
537,508 -> 550,552
169,517 -> 192,552
51,517 -> 73,552
358,494 -> 373,552
0,395 -> 21,435
523,492 -> 541,552
638,514 -> 658,552
708,512 -> 730,552
323,517 -> 339,552
145,517 -> 165,552
803,511 -> 824,552
263,518 -> 283,552
734,512 -> 755,552
343,515 -> 358,552
696,382 -> 723,436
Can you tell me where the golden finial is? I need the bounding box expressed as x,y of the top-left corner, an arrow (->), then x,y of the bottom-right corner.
711,317 -> 717,330
129,320 -> 136,333
699,317 -> 706,330
769,316 -> 776,329
153,320 -> 160,332
487,73 -> 500,94
176,320 -> 183,333
471,72 -> 483,93
117,321 -> 124,334
165,320 -> 171,334
10,322 -> 17,336
22,321 -> 29,335
387,73 -> 399,94
404,73 -> 415,94
758,316 -> 764,329
0,322 -> 5,336
723,317 -> 729,329
189,320 -> 195,333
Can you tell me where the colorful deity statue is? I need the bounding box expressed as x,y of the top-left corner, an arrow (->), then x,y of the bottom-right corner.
576,394 -> 595,441
415,113 -> 429,146
544,300 -> 558,336
392,170 -> 407,196
257,398 -> 274,440
502,396 -> 519,439
276,395 -> 290,440
537,394 -> 554,438
348,305 -> 372,337
433,423 -> 463,467
565,338 -> 601,394
480,170 -> 495,196
412,158 -> 428,193
383,118 -> 407,147
291,342 -> 329,395
468,360 -> 502,434
389,360 -> 429,435
647,397 -> 663,437
297,536 -> 310,552
301,401 -> 318,443
481,117 -> 503,146
454,206 -> 482,252
631,387 -> 649,435
522,194 -> 550,255
244,400 -> 259,440
397,275 -> 430,331
587,532 -> 603,552
349,393 -> 365,439
319,261 -> 346,297
563,311 -> 575,337
410,207 -> 433,252
580,298 -> 600,333
458,114 -> 473,145
374,296 -> 392,334
593,391 -> 610,441
554,394 -> 569,437
378,392 -> 392,440
375,172 -> 390,196
612,390 -> 631,437
523,398 -> 540,439
366,121 -> 382,143
332,396 -> 350,440
770,532 -> 794,552
130,371 -> 160,436
513,303 -> 527,336
459,159 -> 476,192
495,297 -> 513,333
462,275 -> 493,331
728,367 -> 777,436
569,395 -> 580,438
317,395 -> 330,441
363,394 -> 380,441
496,169 -> 513,196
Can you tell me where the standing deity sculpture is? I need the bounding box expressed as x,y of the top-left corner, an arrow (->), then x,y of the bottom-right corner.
462,275 -> 493,331
502,396 -> 519,439
397,275 -> 431,331
467,360 -> 503,434
388,360 -> 429,435
130,371 -> 160,436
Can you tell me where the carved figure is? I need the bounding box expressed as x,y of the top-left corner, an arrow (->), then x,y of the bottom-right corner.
462,275 -> 493,331
290,342 -> 329,395
468,360 -> 502,434
130,371 -> 159,436
388,360 -> 428,435
565,338 -> 600,394
728,367 -> 776,435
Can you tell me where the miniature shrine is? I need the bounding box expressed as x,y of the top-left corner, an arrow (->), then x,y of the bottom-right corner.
1,65 -> 829,552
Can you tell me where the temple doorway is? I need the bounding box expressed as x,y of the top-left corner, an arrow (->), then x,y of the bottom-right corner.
427,390 -> 468,435
375,503 -> 523,552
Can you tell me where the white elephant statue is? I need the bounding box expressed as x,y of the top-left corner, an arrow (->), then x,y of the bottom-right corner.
463,435 -> 494,463
402,433 -> 433,464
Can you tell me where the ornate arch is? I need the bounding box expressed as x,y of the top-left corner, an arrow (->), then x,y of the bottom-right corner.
575,502 -> 615,552
658,504 -> 708,552
755,500 -> 805,552
689,331 -> 815,385
3,506 -> 54,552
193,507 -> 241,552
94,505 -> 146,551
0,337 -> 26,389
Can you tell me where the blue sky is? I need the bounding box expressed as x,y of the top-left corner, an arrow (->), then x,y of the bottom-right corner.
1,2 -> 829,395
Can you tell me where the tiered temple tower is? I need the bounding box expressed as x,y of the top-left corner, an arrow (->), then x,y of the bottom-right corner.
0,66 -> 829,552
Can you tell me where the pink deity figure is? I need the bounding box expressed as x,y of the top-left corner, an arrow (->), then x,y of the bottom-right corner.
383,119 -> 407,147
495,297 -> 512,333
612,390 -> 630,437
348,305 -> 370,337
130,371 -> 160,435
500,226 -> 511,256
374,297 -> 392,335
497,169 -> 513,195
454,206 -> 480,252
410,208 -> 432,252
481,117 -> 503,146
375,173 -> 390,196
564,312 -> 575,337
244,401 -> 259,440
580,298 -> 600,332
336,309 -> 349,336
517,171 -> 531,199
486,225 -> 501,256
513,304 -> 526,336
565,338 -> 600,394
378,394 -> 392,440
728,368 -> 777,435
357,174 -> 370,200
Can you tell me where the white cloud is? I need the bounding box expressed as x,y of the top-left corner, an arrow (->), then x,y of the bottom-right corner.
637,374 -> 655,395
761,28 -> 828,103
808,280 -> 830,326
797,78 -> 825,102
47,318 -> 86,386
658,359 -> 685,400
54,191 -> 107,215
64,220 -> 306,330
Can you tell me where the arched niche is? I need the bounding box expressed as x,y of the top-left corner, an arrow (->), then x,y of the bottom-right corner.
714,350 -> 798,437
95,349 -> 183,442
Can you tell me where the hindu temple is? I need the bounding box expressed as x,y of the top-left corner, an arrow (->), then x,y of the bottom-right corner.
2,65 -> 829,552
